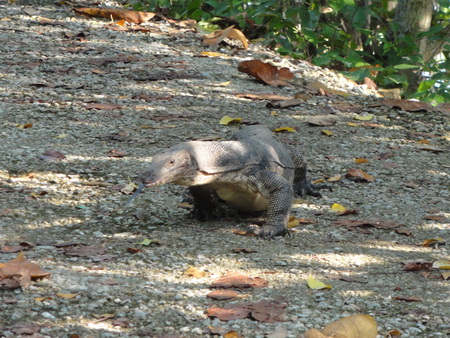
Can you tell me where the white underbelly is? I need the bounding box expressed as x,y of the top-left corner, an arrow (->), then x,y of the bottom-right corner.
216,186 -> 269,213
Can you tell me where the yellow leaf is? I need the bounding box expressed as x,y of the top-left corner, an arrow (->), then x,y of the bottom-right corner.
432,259 -> 450,269
35,297 -> 52,302
354,115 -> 374,121
321,314 -> 377,338
287,216 -> 300,229
312,178 -> 325,184
271,111 -> 278,116
55,133 -> 68,139
331,203 -> 347,213
219,116 -> 242,125
184,267 -> 207,278
354,158 -> 369,164
327,175 -> 341,182
422,237 -> 445,247
56,292 -> 78,299
216,81 -> 231,86
307,274 -> 332,290
227,28 -> 248,49
273,127 -> 296,133
199,51 -> 229,58
347,122 -> 358,127
321,129 -> 333,136
17,123 -> 33,129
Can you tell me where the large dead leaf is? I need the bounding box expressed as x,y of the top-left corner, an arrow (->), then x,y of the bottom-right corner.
402,260 -> 432,271
382,99 -> 432,112
207,289 -> 244,300
207,299 -> 287,323
345,168 -> 375,182
203,25 -> 248,49
306,115 -> 337,126
266,98 -> 305,109
238,60 -> 294,86
211,272 -> 268,289
333,219 -> 404,232
0,252 -> 50,289
39,150 -> 65,161
74,8 -> 156,24
304,314 -> 377,338
62,245 -> 114,262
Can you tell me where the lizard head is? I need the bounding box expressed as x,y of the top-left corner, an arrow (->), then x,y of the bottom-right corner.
140,149 -> 195,186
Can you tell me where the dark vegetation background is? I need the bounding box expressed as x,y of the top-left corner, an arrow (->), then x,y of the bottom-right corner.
128,0 -> 450,104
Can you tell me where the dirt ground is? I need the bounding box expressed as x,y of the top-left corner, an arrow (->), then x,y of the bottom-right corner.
1,1 -> 450,337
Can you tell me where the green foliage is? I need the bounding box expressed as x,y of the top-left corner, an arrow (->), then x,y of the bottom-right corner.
129,0 -> 450,103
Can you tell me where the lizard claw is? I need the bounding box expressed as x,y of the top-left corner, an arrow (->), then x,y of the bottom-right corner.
294,179 -> 332,198
247,224 -> 289,239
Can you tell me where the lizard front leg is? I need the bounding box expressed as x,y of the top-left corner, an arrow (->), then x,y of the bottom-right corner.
248,171 -> 293,239
189,185 -> 219,221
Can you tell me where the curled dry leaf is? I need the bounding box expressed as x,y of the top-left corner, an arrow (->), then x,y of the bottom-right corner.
40,150 -> 65,161
74,8 -> 156,24
184,267 -> 207,278
304,314 -> 377,338
203,25 -> 248,49
383,99 -> 432,112
219,116 -> 242,125
345,168 -> 375,182
0,252 -> 50,289
307,115 -> 337,126
206,289 -> 243,300
238,60 -> 294,86
307,274 -> 332,290
211,272 -> 268,289
207,299 -> 287,323
402,261 -> 432,272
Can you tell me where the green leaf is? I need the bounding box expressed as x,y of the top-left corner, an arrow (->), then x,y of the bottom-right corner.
394,64 -> 420,70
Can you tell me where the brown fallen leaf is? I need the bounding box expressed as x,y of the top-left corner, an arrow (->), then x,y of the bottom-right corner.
207,299 -> 287,323
11,324 -> 44,335
345,168 -> 375,182
203,25 -> 248,49
304,314 -> 377,338
402,260 -> 432,272
206,289 -> 243,300
306,115 -> 337,126
333,219 -> 404,231
107,149 -> 127,158
266,98 -> 305,109
40,150 -> 65,161
74,8 -> 156,24
211,272 -> 268,289
383,99 -> 432,112
0,252 -> 50,289
2,242 -> 33,253
112,318 -> 130,328
235,93 -> 291,101
238,60 -> 294,86
85,103 -> 122,110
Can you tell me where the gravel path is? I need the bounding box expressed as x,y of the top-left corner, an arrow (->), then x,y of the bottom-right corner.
1,1 -> 449,337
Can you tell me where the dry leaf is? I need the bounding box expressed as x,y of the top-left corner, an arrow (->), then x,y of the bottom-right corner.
40,150 -> 65,161
354,115 -> 374,121
235,93 -> 290,101
421,237 -> 445,247
305,314 -> 377,338
394,296 -> 422,302
238,60 -> 293,86
354,158 -> 369,164
333,219 -> 404,231
74,8 -> 156,24
345,168 -> 375,182
198,51 -> 229,58
56,292 -> 79,299
383,99 -> 432,112
0,252 -> 50,289
321,129 -> 333,136
203,25 -> 248,49
432,259 -> 450,269
206,289 -> 243,300
16,123 -> 33,129
207,299 -> 286,323
402,260 -> 432,271
266,98 -> 305,109
307,115 -> 337,126
184,267 -> 207,278
211,272 -> 268,289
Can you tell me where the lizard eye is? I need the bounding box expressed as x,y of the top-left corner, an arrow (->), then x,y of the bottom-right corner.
168,159 -> 175,165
